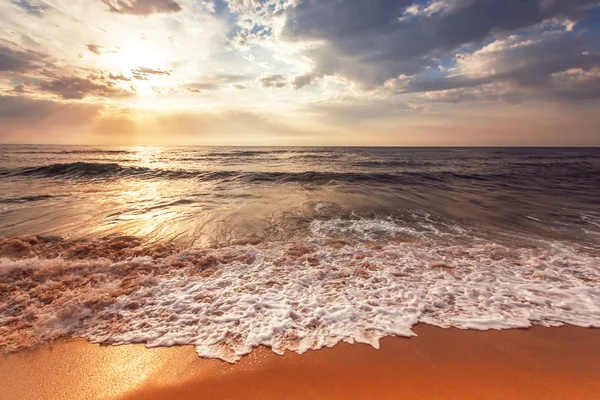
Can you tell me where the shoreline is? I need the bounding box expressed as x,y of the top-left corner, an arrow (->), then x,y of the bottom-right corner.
2,324 -> 600,400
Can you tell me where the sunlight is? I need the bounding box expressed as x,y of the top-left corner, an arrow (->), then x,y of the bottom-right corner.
112,39 -> 167,72
131,79 -> 161,95
104,39 -> 174,96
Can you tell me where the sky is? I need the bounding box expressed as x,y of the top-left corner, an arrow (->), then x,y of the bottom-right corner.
0,0 -> 599,146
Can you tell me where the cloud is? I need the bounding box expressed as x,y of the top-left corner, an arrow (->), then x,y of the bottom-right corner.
0,95 -> 98,120
101,0 -> 182,15
107,73 -> 131,81
403,33 -> 600,101
548,67 -> 600,100
86,44 -> 104,55
11,0 -> 49,16
292,73 -> 320,89
132,66 -> 171,75
0,44 -> 45,72
422,68 -> 600,104
259,73 -> 287,88
0,95 -> 102,142
86,44 -> 118,56
3,0 -> 600,146
225,0 -> 289,23
130,67 -> 172,80
181,73 -> 247,92
282,0 -> 599,86
303,97 -> 418,125
226,0 -> 268,13
0,94 -> 310,145
39,76 -> 131,99
182,82 -> 218,92
12,84 -> 26,93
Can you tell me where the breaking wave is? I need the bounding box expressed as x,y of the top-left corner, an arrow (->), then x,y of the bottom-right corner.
1,234 -> 598,363
2,161 -> 597,187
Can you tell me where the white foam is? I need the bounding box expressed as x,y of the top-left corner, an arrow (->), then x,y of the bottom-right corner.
526,215 -> 543,222
1,238 -> 599,363
310,211 -> 469,241
309,217 -> 420,240
581,213 -> 600,236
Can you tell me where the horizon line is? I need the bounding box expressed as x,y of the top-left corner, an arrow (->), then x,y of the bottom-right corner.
1,143 -> 599,149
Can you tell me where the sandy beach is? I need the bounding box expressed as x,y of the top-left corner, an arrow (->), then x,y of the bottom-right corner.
2,324 -> 599,400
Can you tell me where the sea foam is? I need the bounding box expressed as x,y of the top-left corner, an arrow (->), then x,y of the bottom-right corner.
1,236 -> 598,363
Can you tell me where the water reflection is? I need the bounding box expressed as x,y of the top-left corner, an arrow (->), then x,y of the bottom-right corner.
0,145 -> 599,249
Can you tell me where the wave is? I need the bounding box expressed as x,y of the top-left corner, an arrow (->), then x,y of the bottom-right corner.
1,161 -> 599,192
7,150 -> 131,155
0,195 -> 56,204
205,150 -> 267,158
352,160 -> 439,168
0,162 -> 143,179
202,149 -> 340,159
521,154 -> 600,160
0,235 -> 598,362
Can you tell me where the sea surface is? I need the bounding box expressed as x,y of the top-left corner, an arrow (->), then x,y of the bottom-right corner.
1,145 -> 599,361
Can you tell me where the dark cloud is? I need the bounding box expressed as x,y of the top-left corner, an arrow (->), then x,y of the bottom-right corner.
132,72 -> 149,80
548,70 -> 600,101
0,45 -> 45,72
403,33 -> 600,101
283,0 -> 599,86
292,73 -> 319,89
131,67 -> 172,80
86,44 -> 117,55
423,69 -> 600,104
39,76 -> 131,99
131,67 -> 173,80
101,0 -> 182,16
259,73 -> 287,88
108,73 -> 131,81
12,84 -> 26,93
86,44 -> 103,55
11,0 -> 49,16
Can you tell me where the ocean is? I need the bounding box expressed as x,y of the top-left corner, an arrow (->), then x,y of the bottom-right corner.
1,145 -> 599,362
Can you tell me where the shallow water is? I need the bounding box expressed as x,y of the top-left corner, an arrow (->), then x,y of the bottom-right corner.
0,146 -> 599,361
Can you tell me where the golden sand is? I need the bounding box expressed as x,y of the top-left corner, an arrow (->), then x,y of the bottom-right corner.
1,325 -> 599,400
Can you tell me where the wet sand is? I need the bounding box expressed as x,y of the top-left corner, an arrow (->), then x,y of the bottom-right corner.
1,325 -> 600,400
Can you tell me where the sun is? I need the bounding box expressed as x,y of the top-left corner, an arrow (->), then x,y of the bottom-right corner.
111,39 -> 167,72
102,39 -> 173,95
